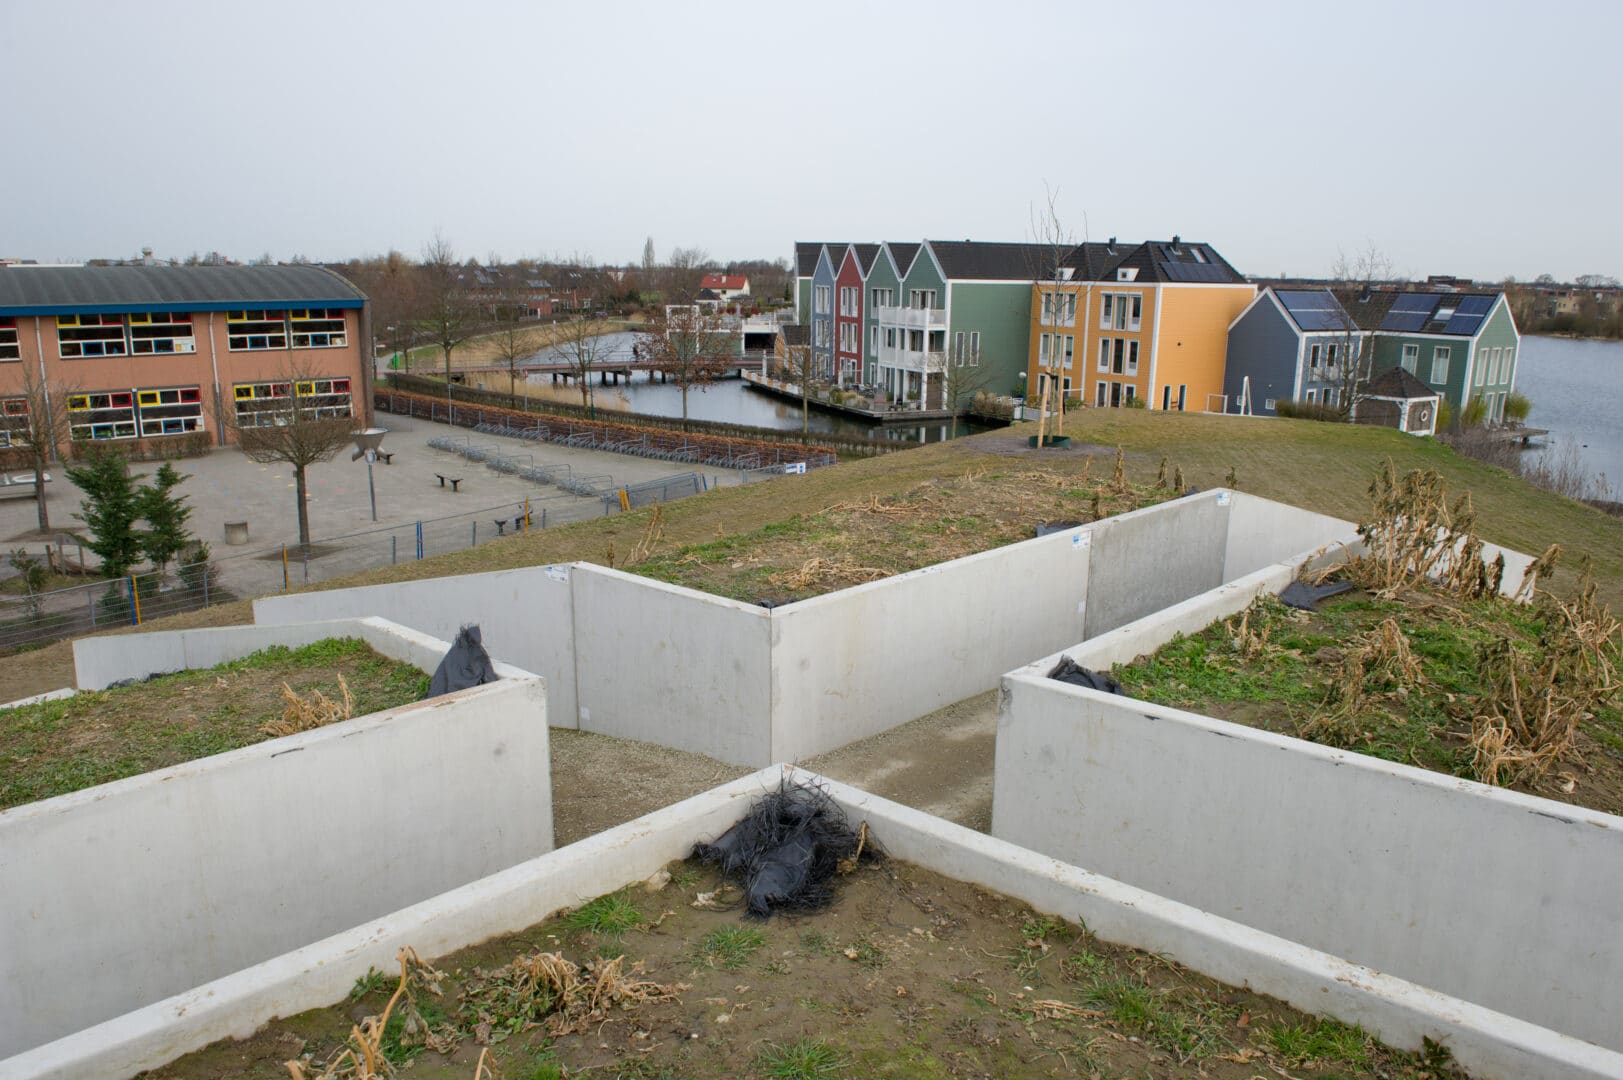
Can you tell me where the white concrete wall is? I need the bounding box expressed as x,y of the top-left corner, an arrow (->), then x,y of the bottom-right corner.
14,768 -> 1617,1080
991,674 -> 1623,1055
255,565 -> 579,728
72,616 -> 532,691
769,526 -> 1091,762
1223,490 -> 1357,581
0,677 -> 552,1061
1081,491 -> 1231,638
570,565 -> 772,766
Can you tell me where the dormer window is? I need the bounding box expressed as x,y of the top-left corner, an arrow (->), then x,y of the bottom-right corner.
1117,267 -> 1138,282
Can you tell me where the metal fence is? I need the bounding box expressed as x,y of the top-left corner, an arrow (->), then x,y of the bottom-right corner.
0,457 -> 744,653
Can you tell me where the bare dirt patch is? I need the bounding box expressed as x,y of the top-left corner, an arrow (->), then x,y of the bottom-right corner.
0,638 -> 428,809
144,859 -> 1461,1080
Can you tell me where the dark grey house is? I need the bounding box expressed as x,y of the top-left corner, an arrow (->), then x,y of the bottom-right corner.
1223,288 -> 1369,415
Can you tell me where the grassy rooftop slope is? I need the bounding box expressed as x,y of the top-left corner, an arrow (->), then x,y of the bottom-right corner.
2,412 -> 1618,704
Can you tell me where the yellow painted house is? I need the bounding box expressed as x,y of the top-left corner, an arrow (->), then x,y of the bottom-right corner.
1027,239 -> 1255,412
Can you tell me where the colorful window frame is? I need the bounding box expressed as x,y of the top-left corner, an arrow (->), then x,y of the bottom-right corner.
0,317 -> 18,361
57,313 -> 128,358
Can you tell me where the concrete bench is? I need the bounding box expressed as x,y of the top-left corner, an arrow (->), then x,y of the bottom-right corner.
435,474 -> 464,492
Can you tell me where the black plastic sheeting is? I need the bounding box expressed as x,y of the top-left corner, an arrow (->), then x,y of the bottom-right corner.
1035,520 -> 1083,538
691,778 -> 882,919
1047,656 -> 1125,695
1279,580 -> 1357,612
425,624 -> 499,698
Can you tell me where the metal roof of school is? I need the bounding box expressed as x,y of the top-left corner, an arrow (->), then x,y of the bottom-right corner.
0,264 -> 368,315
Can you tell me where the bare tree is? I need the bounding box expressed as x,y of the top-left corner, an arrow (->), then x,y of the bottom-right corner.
941,343 -> 994,439
1327,243 -> 1396,416
230,365 -> 357,554
2,361 -> 76,532
665,247 -> 712,304
775,336 -> 818,436
342,250 -> 422,377
551,315 -> 618,415
416,233 -> 479,412
1027,185 -> 1086,443
641,305 -> 733,427
642,237 -> 657,273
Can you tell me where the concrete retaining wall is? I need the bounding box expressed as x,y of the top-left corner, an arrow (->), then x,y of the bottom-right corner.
72,615 -> 532,691
768,525 -> 1091,762
991,674 -> 1623,1056
1081,492 -> 1231,638
571,565 -> 772,765
246,493 -> 1364,768
255,565 -> 579,728
0,676 -> 552,1061
12,768 -> 1616,1080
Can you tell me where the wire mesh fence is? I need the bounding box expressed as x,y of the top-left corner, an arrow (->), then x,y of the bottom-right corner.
0,453 -> 745,653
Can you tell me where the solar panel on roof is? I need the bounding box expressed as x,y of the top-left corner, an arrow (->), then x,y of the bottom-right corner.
1455,295 -> 1495,315
1277,290 -> 1328,311
1389,293 -> 1438,313
1444,314 -> 1486,335
1382,312 -> 1430,332
1161,262 -> 1228,283
1295,311 -> 1347,332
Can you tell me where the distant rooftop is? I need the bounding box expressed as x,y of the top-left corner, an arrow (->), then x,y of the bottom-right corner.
0,264 -> 367,315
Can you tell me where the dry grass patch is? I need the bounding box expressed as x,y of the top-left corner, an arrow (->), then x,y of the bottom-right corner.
0,638 -> 428,809
629,461 -> 1172,603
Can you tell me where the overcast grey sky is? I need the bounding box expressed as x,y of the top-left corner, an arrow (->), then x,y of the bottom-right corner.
4,0 -> 1618,282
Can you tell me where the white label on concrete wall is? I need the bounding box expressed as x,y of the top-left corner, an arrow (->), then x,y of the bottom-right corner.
1217,491 -> 1231,506
546,565 -> 570,583
579,706 -> 590,724
1073,533 -> 1091,550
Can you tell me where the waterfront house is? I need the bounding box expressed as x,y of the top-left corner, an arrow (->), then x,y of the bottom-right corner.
1026,238 -> 1254,412
833,244 -> 879,387
1342,289 -> 1520,421
1224,287 -> 1371,415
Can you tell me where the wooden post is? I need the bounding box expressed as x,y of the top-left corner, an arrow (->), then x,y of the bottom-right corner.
1035,377 -> 1052,446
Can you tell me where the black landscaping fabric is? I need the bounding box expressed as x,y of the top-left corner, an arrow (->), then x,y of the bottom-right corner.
691,777 -> 880,919
1047,656 -> 1125,695
1279,579 -> 1357,612
425,624 -> 499,698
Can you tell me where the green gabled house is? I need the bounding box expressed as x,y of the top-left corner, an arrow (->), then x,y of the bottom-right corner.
870,240 -> 1049,407
1343,290 -> 1521,421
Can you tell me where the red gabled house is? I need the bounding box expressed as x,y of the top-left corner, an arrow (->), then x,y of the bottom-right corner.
699,274 -> 750,300
833,244 -> 879,386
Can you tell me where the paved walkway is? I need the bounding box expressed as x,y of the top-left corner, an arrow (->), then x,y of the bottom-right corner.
0,413 -> 742,599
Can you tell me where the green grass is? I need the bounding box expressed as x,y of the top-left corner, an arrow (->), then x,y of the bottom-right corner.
0,638 -> 429,809
562,890 -> 645,935
1082,976 -> 1231,1061
693,925 -> 767,969
753,1038 -> 847,1078
1265,1018 -> 1375,1068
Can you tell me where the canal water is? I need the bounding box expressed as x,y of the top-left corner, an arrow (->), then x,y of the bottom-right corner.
1513,335 -> 1623,490
523,331 -> 994,444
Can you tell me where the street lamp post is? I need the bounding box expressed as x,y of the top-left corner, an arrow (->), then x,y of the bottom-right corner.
351,427 -> 388,522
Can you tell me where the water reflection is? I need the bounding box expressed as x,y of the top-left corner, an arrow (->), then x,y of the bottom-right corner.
522,332 -> 994,443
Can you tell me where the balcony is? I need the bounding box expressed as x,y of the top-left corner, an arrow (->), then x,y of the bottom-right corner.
873,304 -> 946,329
876,345 -> 948,373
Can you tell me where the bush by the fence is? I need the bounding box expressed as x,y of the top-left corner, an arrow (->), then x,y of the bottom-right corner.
1275,399 -> 1346,423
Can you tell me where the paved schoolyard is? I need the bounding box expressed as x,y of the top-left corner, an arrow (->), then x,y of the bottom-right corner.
0,412 -> 740,599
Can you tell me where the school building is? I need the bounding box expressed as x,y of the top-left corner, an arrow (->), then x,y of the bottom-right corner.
0,264 -> 370,454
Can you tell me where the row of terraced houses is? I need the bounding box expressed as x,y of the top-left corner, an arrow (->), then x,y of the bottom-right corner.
792,240 -> 1520,425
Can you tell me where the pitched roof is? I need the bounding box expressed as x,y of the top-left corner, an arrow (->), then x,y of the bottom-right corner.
1335,288 -> 1501,335
1105,240 -> 1244,284
926,241 -> 1059,281
885,242 -> 921,276
0,264 -> 367,314
701,273 -> 748,290
1270,287 -> 1356,333
779,323 -> 810,346
795,242 -> 840,277
1365,367 -> 1440,400
852,243 -> 881,275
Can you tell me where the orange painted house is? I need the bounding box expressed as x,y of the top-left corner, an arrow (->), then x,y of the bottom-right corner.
0,264 -> 370,454
1026,239 -> 1254,412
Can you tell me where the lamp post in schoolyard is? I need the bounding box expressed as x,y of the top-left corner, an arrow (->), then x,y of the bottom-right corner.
352,427 -> 388,522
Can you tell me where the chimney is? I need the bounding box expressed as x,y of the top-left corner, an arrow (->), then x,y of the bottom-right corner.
141,246 -> 155,265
